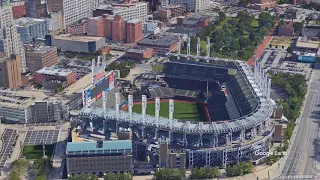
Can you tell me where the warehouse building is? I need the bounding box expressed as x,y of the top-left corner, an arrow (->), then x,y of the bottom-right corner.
49,34 -> 106,53
138,34 -> 180,56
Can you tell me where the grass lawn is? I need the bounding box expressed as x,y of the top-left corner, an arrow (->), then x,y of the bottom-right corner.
250,19 -> 259,28
23,145 -> 54,160
130,101 -> 205,122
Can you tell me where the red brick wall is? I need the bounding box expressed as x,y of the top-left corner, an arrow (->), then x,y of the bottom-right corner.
12,5 -> 26,19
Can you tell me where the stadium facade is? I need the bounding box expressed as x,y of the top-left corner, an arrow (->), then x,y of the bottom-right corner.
73,36 -> 274,168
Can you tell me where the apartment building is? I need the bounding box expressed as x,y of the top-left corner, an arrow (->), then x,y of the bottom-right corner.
169,0 -> 210,12
93,2 -> 148,22
66,140 -> 133,175
47,11 -> 63,33
87,15 -> 142,43
0,54 -> 22,89
24,45 -> 58,73
126,19 -> 143,43
15,17 -> 48,43
67,19 -> 88,35
47,0 -> 91,28
0,3 -> 26,72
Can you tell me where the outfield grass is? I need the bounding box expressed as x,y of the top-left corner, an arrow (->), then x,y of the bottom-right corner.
130,101 -> 205,122
23,145 -> 54,160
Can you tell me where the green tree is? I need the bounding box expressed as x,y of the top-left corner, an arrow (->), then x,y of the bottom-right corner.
103,172 -> 132,180
68,173 -> 99,180
33,158 -> 52,177
9,168 -> 20,180
154,168 -> 185,180
11,159 -> 30,177
218,11 -> 226,21
190,167 -> 220,179
35,176 -> 47,180
238,0 -> 249,7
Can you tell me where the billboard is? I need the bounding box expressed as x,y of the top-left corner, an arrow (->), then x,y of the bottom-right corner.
83,85 -> 93,105
297,55 -> 316,62
108,72 -> 115,89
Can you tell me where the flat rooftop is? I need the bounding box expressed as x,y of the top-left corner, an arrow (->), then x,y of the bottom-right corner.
53,34 -> 105,42
36,67 -> 73,77
127,18 -> 141,24
66,140 -> 132,153
62,73 -> 93,96
138,34 -> 179,47
127,46 -> 151,54
15,17 -> 46,27
296,41 -> 320,49
24,45 -> 56,53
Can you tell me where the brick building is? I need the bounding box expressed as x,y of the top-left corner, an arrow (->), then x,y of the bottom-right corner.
33,67 -> 77,87
87,15 -> 142,43
138,34 -> 180,56
11,1 -> 26,19
249,0 -> 277,10
177,16 -> 210,27
278,22 -> 294,37
24,45 -> 58,73
0,54 -> 22,89
126,46 -> 153,60
67,20 -> 88,35
126,19 -> 143,43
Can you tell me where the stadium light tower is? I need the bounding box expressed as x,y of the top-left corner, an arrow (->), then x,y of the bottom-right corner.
187,36 -> 191,56
206,37 -> 210,58
196,37 -> 200,56
142,95 -> 147,138
177,35 -> 181,59
128,95 -> 133,124
97,56 -> 101,67
91,59 -> 95,84
169,99 -> 174,145
102,91 -> 107,134
155,97 -> 160,139
115,93 -> 120,133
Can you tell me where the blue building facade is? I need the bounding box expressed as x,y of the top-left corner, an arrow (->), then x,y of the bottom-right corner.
16,18 -> 48,43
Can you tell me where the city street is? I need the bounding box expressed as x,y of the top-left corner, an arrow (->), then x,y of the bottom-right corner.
282,68 -> 320,178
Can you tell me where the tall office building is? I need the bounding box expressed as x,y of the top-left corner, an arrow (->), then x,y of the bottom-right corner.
0,2 -> 26,72
126,19 -> 143,43
47,0 -> 91,28
93,2 -> 148,22
169,0 -> 210,12
15,17 -> 48,43
25,0 -> 48,18
0,53 -> 22,89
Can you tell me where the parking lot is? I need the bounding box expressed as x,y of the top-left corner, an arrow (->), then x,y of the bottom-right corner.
0,129 -> 18,172
23,130 -> 60,145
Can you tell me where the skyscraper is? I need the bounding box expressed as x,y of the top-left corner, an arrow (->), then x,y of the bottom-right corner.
0,2 -> 26,72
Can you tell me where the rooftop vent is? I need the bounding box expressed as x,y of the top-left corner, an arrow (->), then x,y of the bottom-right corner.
96,140 -> 103,148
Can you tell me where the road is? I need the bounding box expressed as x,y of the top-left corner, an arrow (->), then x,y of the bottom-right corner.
282,68 -> 320,179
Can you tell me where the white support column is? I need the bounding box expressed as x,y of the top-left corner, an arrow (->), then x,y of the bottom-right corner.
196,37 -> 200,56
91,59 -> 95,84
178,36 -> 181,55
102,91 -> 107,134
254,55 -> 258,81
169,99 -> 174,122
115,93 -> 120,121
97,56 -> 101,67
206,37 -> 210,58
267,77 -> 271,99
155,97 -> 160,128
187,36 -> 191,55
128,95 -> 133,124
142,95 -> 147,125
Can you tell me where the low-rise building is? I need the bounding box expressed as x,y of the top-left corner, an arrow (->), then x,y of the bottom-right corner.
49,34 -> 106,53
33,67 -> 77,87
169,0 -> 211,12
67,19 -> 88,35
126,46 -> 153,60
284,8 -> 298,19
292,37 -> 320,62
301,25 -> 320,41
24,45 -> 58,73
15,17 -> 48,43
278,22 -> 294,37
177,16 -> 210,27
143,20 -> 164,34
138,34 -> 180,56
66,140 -> 133,175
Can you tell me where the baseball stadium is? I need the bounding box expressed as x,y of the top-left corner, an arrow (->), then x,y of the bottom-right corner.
72,37 -> 275,168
